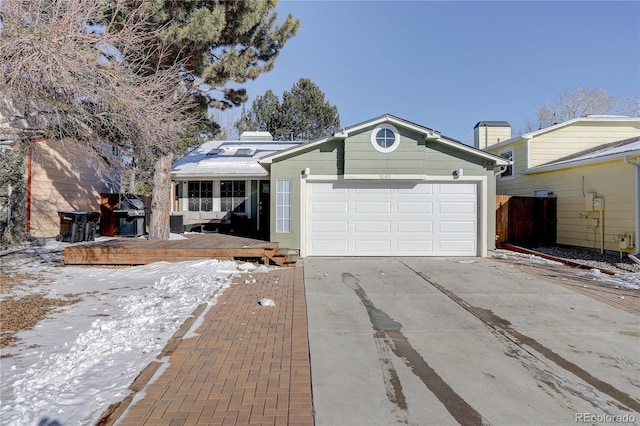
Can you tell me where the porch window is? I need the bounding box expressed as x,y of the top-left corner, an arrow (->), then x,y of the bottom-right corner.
188,181 -> 213,211
276,179 -> 291,233
221,180 -> 246,213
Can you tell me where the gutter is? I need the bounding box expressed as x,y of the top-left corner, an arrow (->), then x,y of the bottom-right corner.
624,155 -> 640,264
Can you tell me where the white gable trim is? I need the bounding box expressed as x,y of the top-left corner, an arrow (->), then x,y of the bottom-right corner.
260,114 -> 509,166
259,135 -> 339,164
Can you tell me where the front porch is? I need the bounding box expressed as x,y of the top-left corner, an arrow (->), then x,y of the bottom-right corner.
172,179 -> 270,239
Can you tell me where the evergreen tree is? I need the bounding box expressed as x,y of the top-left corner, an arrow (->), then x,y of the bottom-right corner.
281,78 -> 340,141
236,90 -> 283,138
236,78 -> 340,141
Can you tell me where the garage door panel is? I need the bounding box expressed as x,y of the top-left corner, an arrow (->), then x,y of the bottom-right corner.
397,184 -> 432,194
438,184 -> 475,195
311,201 -> 348,214
397,221 -> 433,233
439,202 -> 476,214
397,240 -> 434,253
354,201 -> 391,214
440,221 -> 476,233
354,187 -> 391,195
439,240 -> 476,254
312,182 -> 346,194
311,240 -> 349,254
397,201 -> 432,214
307,182 -> 477,256
354,221 -> 391,233
311,220 -> 349,233
354,240 -> 391,253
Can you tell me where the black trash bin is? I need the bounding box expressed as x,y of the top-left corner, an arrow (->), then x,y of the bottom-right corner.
57,211 -> 88,243
84,212 -> 101,241
170,214 -> 184,234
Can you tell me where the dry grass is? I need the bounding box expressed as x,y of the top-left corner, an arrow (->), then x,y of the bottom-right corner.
0,268 -> 80,353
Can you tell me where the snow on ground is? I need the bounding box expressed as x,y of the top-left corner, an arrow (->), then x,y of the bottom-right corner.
583,268 -> 640,291
0,239 -> 274,426
492,249 -> 640,291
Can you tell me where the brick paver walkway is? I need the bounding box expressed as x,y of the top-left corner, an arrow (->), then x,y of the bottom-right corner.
115,266 -> 314,425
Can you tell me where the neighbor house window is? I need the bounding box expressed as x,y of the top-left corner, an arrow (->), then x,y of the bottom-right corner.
188,181 -> 213,211
370,124 -> 400,153
220,180 -> 246,213
499,148 -> 514,179
276,179 -> 291,233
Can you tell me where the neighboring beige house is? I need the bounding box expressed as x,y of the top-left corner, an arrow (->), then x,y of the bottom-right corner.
28,139 -> 117,238
1,99 -> 116,239
479,116 -> 640,257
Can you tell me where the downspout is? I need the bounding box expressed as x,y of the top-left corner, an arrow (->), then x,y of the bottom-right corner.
624,155 -> 640,264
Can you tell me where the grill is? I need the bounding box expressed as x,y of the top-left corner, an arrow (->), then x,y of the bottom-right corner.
114,196 -> 147,237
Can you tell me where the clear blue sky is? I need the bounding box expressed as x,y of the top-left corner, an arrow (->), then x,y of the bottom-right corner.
233,1 -> 639,144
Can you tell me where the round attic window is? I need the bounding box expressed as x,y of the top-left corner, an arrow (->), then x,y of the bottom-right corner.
370,124 -> 400,153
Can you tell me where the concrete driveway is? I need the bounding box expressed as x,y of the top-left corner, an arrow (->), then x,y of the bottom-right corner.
303,257 -> 640,426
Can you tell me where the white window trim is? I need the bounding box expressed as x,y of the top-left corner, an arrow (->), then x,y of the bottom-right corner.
276,179 -> 291,233
498,148 -> 514,180
370,123 -> 401,153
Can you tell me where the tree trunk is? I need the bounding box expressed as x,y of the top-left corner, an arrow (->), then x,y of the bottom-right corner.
148,152 -> 173,240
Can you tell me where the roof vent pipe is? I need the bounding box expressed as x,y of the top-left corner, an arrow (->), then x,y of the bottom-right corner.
624,155 -> 640,264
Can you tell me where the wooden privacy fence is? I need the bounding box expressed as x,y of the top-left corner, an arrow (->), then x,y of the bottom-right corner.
496,195 -> 557,248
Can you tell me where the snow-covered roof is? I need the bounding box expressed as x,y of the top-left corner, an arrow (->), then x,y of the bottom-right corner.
523,137 -> 640,174
172,139 -> 300,178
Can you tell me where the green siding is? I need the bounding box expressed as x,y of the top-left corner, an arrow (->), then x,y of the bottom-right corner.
268,141 -> 344,249
345,126 -> 426,174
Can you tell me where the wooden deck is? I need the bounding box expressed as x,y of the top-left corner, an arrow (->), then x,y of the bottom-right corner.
64,233 -> 298,266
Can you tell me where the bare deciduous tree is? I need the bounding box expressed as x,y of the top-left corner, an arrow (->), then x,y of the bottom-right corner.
526,86 -> 639,131
0,0 -> 196,239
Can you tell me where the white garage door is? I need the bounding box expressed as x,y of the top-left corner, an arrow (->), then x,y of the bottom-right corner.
307,182 -> 477,256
